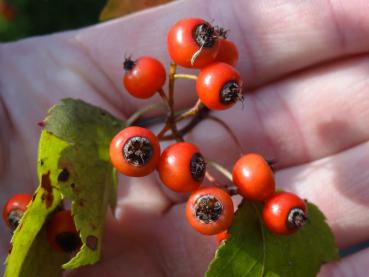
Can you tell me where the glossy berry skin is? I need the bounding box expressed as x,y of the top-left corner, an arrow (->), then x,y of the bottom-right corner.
186,187 -> 234,235
214,39 -> 239,66
216,230 -> 229,245
158,142 -> 206,192
123,56 -> 166,99
196,62 -> 242,110
110,126 -> 160,177
2,193 -> 32,230
232,153 -> 275,202
263,192 -> 308,235
167,18 -> 220,68
47,210 -> 81,252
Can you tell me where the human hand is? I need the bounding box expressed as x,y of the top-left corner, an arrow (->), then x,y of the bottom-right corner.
1,0 -> 369,276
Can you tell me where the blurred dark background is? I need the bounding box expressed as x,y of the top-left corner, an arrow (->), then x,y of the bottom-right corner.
0,0 -> 105,41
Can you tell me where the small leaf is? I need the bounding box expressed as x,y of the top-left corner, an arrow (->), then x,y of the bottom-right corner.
207,200 -> 339,277
99,0 -> 175,21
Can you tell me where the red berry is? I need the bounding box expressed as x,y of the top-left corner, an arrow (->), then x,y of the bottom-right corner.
2,194 -> 32,230
232,153 -> 275,202
167,18 -> 220,68
196,62 -> 243,110
47,210 -> 81,252
158,142 -> 206,192
110,126 -> 160,177
263,192 -> 308,235
216,230 -> 229,245
214,39 -> 239,66
186,187 -> 234,235
123,56 -> 166,99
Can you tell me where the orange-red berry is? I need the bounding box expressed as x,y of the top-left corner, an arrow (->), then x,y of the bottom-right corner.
263,192 -> 308,235
214,39 -> 239,66
123,56 -> 166,99
167,18 -> 220,68
110,126 -> 160,177
2,193 -> 32,230
186,187 -> 234,235
158,142 -> 206,192
232,153 -> 275,202
46,210 -> 81,252
196,62 -> 243,110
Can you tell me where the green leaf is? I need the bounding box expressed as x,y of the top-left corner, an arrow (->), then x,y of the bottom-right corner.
43,98 -> 125,268
207,200 -> 339,277
5,98 -> 125,275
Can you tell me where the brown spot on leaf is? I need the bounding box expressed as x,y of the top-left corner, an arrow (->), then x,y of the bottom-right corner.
32,193 -> 37,201
8,243 -> 13,255
37,121 -> 45,128
79,199 -> 85,207
58,168 -> 70,182
41,172 -> 53,208
71,183 -> 75,189
40,159 -> 44,166
86,235 -> 98,251
90,223 -> 97,230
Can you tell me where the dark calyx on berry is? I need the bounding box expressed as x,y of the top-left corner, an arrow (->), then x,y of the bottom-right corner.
220,80 -> 243,105
194,23 -> 218,48
194,194 -> 223,224
190,152 -> 206,182
123,136 -> 153,166
55,232 -> 81,253
8,209 -> 23,230
123,57 -> 136,71
287,208 -> 307,230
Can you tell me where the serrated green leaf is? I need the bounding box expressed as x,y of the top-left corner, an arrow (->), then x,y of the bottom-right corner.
5,98 -> 125,275
207,200 -> 339,277
5,131 -> 69,277
43,98 -> 125,268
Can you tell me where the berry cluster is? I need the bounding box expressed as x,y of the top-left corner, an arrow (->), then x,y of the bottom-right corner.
109,18 -> 308,238
2,18 -> 308,255
2,194 -> 81,253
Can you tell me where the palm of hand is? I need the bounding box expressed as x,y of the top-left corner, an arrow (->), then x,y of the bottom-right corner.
1,1 -> 369,276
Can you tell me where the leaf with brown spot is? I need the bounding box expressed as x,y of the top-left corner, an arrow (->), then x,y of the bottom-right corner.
99,0 -> 176,21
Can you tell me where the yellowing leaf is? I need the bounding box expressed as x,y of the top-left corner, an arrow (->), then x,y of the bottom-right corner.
99,0 -> 175,21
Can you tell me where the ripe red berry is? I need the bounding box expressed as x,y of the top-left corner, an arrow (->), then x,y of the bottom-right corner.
2,193 -> 32,230
123,56 -> 166,99
110,126 -> 160,177
167,18 -> 221,68
47,210 -> 81,252
196,62 -> 243,110
214,39 -> 239,66
216,230 -> 229,245
186,187 -> 234,235
232,153 -> 275,202
158,142 -> 206,192
263,192 -> 308,235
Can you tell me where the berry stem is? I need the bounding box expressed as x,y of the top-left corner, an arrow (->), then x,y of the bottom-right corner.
207,160 -> 232,182
157,63 -> 183,142
175,99 -> 203,122
126,103 -> 167,126
207,115 -> 244,156
173,73 -> 198,80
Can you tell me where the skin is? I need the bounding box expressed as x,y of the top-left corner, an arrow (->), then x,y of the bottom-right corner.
1,0 -> 369,276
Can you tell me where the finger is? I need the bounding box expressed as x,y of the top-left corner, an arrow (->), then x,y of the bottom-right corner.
72,0 -> 369,114
276,140 -> 369,249
187,55 -> 369,168
319,247 -> 369,277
